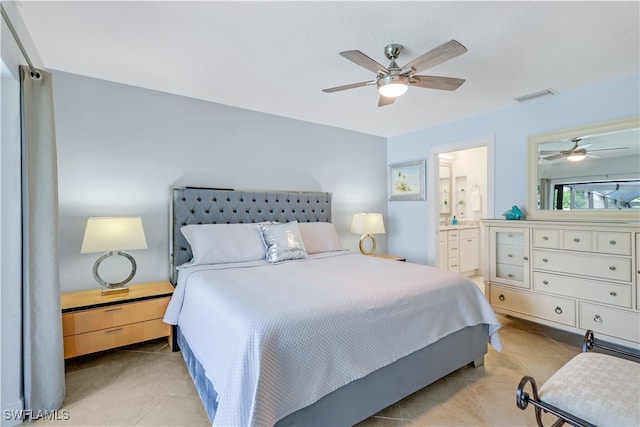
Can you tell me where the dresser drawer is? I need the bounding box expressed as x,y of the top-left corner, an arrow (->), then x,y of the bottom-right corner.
532,229 -> 560,249
579,303 -> 640,344
532,250 -> 631,282
490,286 -> 575,326
496,231 -> 524,245
459,228 -> 478,239
448,243 -> 459,255
562,230 -> 592,252
448,230 -> 459,241
62,297 -> 170,336
595,232 -> 631,256
63,318 -> 171,358
448,256 -> 459,271
496,244 -> 525,266
532,272 -> 632,308
495,263 -> 524,282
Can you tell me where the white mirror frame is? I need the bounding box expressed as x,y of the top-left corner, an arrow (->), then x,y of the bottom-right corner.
527,116 -> 640,221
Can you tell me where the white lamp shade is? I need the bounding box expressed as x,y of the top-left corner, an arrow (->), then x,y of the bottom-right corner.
351,213 -> 385,235
81,217 -> 147,253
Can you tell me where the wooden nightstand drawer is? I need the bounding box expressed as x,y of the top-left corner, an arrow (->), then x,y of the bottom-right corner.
60,281 -> 175,359
62,297 -> 170,336
63,318 -> 170,358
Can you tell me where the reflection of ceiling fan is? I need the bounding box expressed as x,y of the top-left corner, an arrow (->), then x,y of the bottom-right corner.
540,137 -> 629,161
322,40 -> 467,107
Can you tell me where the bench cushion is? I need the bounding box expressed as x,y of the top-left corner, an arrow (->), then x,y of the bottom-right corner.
539,352 -> 639,426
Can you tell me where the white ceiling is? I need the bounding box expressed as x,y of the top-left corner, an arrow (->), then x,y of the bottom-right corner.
14,1 -> 640,137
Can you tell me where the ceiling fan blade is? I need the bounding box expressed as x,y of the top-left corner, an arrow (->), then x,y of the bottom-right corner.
543,153 -> 564,161
322,80 -> 376,93
539,150 -> 560,155
410,75 -> 465,91
588,146 -> 629,152
403,39 -> 467,74
339,50 -> 389,74
378,95 -> 395,107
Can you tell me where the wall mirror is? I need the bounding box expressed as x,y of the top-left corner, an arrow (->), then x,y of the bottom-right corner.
527,116 -> 640,221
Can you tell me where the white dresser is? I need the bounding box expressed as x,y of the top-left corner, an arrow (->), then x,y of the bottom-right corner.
482,219 -> 640,348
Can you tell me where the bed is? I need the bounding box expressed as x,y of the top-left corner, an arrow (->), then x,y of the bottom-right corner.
163,187 -> 502,427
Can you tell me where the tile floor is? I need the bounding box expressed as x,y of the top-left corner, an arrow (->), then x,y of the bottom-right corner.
32,314 -> 591,427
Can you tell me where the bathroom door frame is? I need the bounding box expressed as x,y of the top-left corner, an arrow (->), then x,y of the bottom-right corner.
427,135 -> 495,268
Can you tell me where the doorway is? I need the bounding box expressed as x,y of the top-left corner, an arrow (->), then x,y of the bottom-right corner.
427,135 -> 495,281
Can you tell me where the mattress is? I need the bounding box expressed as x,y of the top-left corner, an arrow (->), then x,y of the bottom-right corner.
164,251 -> 501,427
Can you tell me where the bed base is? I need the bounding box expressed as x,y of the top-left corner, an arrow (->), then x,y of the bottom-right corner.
177,324 -> 488,426
516,330 -> 640,427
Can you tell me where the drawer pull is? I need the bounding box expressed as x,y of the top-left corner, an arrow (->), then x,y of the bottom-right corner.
554,306 -> 563,315
542,258 -> 548,263
609,291 -> 617,297
507,274 -> 514,278
104,308 -> 123,313
508,253 -> 513,258
523,256 -> 528,261
543,236 -> 549,240
542,280 -> 549,285
451,264 -> 458,267
104,328 -> 123,335
609,240 -> 616,245
498,294 -> 505,301
609,266 -> 616,271
573,238 -> 580,243
593,314 -> 603,324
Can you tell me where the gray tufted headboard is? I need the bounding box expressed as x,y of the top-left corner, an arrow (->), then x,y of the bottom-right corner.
169,187 -> 332,284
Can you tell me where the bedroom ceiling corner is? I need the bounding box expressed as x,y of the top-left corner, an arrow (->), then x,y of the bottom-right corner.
13,1 -> 640,137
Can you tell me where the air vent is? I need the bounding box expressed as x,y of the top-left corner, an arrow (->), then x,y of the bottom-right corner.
514,89 -> 555,102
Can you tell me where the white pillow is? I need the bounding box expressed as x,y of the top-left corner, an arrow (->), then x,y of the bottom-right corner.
298,222 -> 344,254
259,221 -> 308,263
180,223 -> 266,266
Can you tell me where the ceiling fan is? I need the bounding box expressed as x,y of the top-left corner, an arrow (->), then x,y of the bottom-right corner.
540,137 -> 629,161
322,39 -> 467,107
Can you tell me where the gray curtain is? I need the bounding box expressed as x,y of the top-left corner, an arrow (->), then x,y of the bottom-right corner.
20,65 -> 65,414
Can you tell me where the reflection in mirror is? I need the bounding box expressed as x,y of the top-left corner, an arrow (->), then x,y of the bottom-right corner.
537,127 -> 640,211
528,117 -> 640,221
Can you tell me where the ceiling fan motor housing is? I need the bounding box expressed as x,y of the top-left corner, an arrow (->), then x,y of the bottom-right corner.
384,43 -> 403,60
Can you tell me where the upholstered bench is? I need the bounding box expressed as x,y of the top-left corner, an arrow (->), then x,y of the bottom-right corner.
516,330 -> 640,427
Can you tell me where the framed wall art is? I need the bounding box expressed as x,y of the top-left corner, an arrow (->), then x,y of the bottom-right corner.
388,160 -> 426,201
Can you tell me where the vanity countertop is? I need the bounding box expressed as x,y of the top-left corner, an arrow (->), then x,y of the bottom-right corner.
440,224 -> 479,231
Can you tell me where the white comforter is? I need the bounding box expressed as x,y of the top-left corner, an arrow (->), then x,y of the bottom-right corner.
164,251 -> 501,427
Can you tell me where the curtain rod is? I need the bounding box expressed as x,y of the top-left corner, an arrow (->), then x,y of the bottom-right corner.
1,4 -> 41,79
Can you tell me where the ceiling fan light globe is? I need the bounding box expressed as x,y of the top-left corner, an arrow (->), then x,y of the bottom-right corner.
567,153 -> 586,161
377,75 -> 409,98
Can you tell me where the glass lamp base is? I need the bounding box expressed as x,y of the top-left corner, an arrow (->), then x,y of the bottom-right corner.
93,250 -> 137,295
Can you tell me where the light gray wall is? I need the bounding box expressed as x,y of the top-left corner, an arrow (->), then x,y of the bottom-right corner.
387,74 -> 640,264
52,71 -> 387,292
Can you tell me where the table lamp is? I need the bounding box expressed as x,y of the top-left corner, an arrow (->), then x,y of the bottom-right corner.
351,213 -> 385,255
81,216 -> 147,294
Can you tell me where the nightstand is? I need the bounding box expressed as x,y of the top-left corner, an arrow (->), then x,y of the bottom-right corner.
61,281 -> 174,359
374,254 -> 407,262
